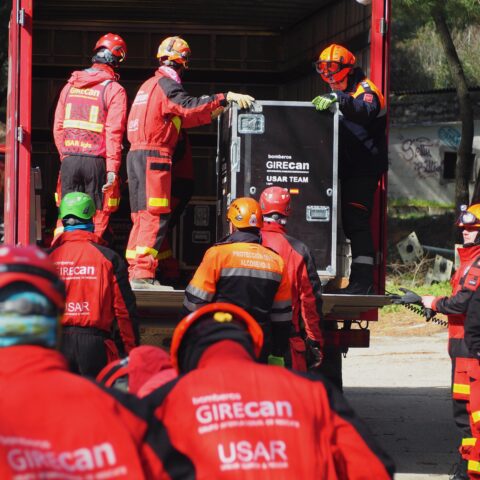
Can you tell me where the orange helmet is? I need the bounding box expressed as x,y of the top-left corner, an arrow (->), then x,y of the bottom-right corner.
314,44 -> 355,84
93,33 -> 127,65
457,204 -> 480,229
157,36 -> 191,68
260,186 -> 291,217
227,197 -> 263,229
170,303 -> 264,372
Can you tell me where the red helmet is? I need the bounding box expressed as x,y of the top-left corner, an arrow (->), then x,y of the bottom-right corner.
94,33 -> 127,64
227,197 -> 263,229
260,186 -> 291,217
314,44 -> 355,85
0,245 -> 65,312
457,204 -> 480,229
170,303 -> 264,372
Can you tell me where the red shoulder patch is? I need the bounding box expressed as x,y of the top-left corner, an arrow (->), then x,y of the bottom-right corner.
363,93 -> 373,103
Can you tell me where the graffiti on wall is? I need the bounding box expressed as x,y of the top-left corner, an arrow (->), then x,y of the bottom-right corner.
399,135 -> 442,178
438,126 -> 461,149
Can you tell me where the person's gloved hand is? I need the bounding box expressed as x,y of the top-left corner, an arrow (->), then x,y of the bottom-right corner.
390,287 -> 422,305
267,355 -> 285,367
312,93 -> 338,111
211,106 -> 225,120
306,338 -> 323,368
226,92 -> 255,109
102,171 -> 117,192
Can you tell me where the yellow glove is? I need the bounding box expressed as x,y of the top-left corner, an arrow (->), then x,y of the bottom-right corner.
226,91 -> 255,109
312,93 -> 338,111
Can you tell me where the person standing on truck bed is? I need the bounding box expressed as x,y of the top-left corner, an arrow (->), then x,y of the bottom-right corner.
312,43 -> 387,295
126,35 -> 255,290
420,204 -> 480,480
143,302 -> 395,479
183,197 -> 292,364
53,33 -> 127,239
259,186 -> 344,390
0,245 -> 165,480
49,192 -> 138,377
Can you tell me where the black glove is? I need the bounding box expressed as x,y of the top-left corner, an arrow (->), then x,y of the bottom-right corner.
390,287 -> 422,305
306,338 -> 323,369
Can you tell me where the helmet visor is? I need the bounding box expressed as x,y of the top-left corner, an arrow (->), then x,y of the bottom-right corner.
314,60 -> 352,83
111,45 -> 126,63
458,211 -> 480,227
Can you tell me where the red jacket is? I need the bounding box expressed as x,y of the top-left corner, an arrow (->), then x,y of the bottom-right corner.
0,346 -> 165,479
127,66 -> 226,153
146,340 -> 395,479
432,245 -> 480,354
261,221 -> 324,342
53,63 -> 127,173
49,230 -> 138,352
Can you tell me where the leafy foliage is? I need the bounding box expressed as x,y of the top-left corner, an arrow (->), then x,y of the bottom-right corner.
391,0 -> 480,91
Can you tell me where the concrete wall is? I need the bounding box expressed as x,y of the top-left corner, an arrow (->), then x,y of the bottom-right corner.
388,90 -> 480,203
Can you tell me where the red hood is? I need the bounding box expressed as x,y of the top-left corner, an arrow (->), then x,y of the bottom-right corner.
52,229 -> 106,247
262,221 -> 286,234
67,64 -> 116,88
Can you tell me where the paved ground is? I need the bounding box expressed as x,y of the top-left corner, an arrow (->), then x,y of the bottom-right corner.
343,332 -> 458,480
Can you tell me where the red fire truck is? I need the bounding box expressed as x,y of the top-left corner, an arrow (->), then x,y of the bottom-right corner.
5,0 -> 391,349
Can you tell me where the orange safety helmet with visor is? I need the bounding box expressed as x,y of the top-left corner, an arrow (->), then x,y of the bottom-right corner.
94,33 -> 127,64
157,36 -> 191,68
314,44 -> 356,85
170,302 -> 264,372
457,204 -> 480,229
227,197 -> 264,229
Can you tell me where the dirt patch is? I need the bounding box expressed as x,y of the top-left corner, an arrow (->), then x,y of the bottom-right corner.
371,308 -> 447,337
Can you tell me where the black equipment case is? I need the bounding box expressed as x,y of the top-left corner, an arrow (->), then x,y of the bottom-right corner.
217,101 -> 339,280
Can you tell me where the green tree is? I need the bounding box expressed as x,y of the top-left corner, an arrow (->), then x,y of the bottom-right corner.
393,0 -> 480,210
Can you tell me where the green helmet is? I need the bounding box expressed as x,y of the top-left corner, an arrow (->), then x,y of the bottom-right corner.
59,192 -> 95,220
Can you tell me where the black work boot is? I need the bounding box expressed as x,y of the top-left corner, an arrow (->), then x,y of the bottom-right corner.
334,263 -> 374,295
449,459 -> 469,480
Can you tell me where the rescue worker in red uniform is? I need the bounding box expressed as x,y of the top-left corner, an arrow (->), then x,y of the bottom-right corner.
312,43 -> 387,295
53,33 -> 127,239
463,281 -> 480,478
126,35 -> 255,289
421,204 -> 480,480
97,345 -> 177,397
183,197 -> 292,363
260,186 -> 344,390
49,192 -> 138,377
0,245 -> 166,479
143,302 -> 395,479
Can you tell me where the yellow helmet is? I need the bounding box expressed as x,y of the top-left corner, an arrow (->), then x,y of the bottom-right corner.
157,36 -> 191,67
227,197 -> 263,229
457,204 -> 480,229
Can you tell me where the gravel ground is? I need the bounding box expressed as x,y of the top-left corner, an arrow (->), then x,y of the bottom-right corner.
343,332 -> 458,480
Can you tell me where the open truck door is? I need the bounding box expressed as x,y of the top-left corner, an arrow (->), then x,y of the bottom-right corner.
5,0 -> 33,245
